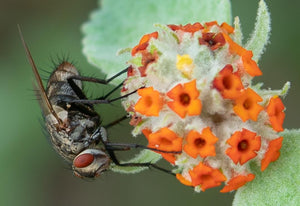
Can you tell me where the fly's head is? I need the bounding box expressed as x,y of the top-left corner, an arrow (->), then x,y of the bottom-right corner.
72,148 -> 111,178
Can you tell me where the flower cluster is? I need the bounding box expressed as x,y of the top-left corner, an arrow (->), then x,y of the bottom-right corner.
121,22 -> 286,192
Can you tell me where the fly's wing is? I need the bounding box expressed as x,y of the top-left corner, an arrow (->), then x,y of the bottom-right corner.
18,25 -> 62,125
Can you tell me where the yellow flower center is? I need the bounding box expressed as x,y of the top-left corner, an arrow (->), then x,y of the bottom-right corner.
176,54 -> 195,78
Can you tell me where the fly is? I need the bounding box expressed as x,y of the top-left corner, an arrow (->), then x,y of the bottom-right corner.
18,25 -> 180,178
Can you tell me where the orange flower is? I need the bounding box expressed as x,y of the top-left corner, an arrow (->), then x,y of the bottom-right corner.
198,32 -> 226,50
220,22 -> 234,34
266,96 -> 285,132
184,127 -> 218,158
138,50 -> 158,77
167,80 -> 202,118
168,23 -> 204,34
223,34 -> 262,76
213,64 -> 244,99
241,51 -> 262,76
220,173 -> 255,193
176,173 -> 193,186
143,127 -> 183,164
233,88 -> 264,122
189,162 -> 226,191
131,32 -> 158,56
226,129 -> 261,165
204,21 -> 218,28
261,137 -> 283,171
134,87 -> 163,116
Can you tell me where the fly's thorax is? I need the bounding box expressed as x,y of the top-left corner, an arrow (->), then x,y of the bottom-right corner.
46,62 -> 82,102
48,62 -> 80,83
72,149 -> 111,178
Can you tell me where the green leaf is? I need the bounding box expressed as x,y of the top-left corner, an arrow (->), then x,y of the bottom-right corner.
82,0 -> 232,84
233,129 -> 300,206
110,150 -> 161,173
245,0 -> 271,62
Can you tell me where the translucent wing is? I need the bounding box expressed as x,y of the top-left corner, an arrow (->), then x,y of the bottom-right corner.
18,25 -> 62,125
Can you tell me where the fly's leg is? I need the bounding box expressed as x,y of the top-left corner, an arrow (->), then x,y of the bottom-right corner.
69,67 -> 128,85
67,67 -> 142,105
103,115 -> 128,129
67,67 -> 129,101
105,142 -> 181,155
98,127 -> 181,176
66,88 -> 138,105
105,146 -> 177,176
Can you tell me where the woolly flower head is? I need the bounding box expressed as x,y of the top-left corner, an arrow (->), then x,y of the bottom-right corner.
121,22 -> 288,192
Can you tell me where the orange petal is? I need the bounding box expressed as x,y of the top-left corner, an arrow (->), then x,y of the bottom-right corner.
223,33 -> 262,76
142,128 -> 152,140
241,51 -> 262,76
189,162 -> 226,191
176,174 -> 193,186
266,97 -> 285,132
220,22 -> 234,34
223,32 -> 247,56
167,80 -> 202,118
134,87 -> 164,116
205,21 -> 218,27
261,137 -> 283,171
147,127 -> 183,164
226,128 -> 261,165
168,23 -> 204,34
131,32 -> 158,56
220,173 -> 255,193
184,127 -> 218,158
233,88 -> 264,122
213,64 -> 244,99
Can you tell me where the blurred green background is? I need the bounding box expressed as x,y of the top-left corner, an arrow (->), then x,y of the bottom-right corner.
0,0 -> 299,205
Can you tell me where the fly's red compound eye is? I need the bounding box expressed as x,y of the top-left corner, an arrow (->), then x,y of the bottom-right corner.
74,153 -> 95,168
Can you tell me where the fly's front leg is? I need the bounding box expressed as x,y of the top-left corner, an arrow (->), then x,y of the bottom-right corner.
103,115 -> 128,129
67,67 -> 139,105
68,67 -> 129,85
67,89 -> 137,104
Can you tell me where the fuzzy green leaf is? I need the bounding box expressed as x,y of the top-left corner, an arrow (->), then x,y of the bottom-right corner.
110,150 -> 161,173
233,16 -> 243,45
82,0 -> 232,84
245,0 -> 271,62
233,129 -> 300,206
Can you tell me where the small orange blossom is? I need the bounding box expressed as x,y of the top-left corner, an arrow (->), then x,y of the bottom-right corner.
167,80 -> 202,118
184,127 -> 218,158
226,128 -> 261,165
